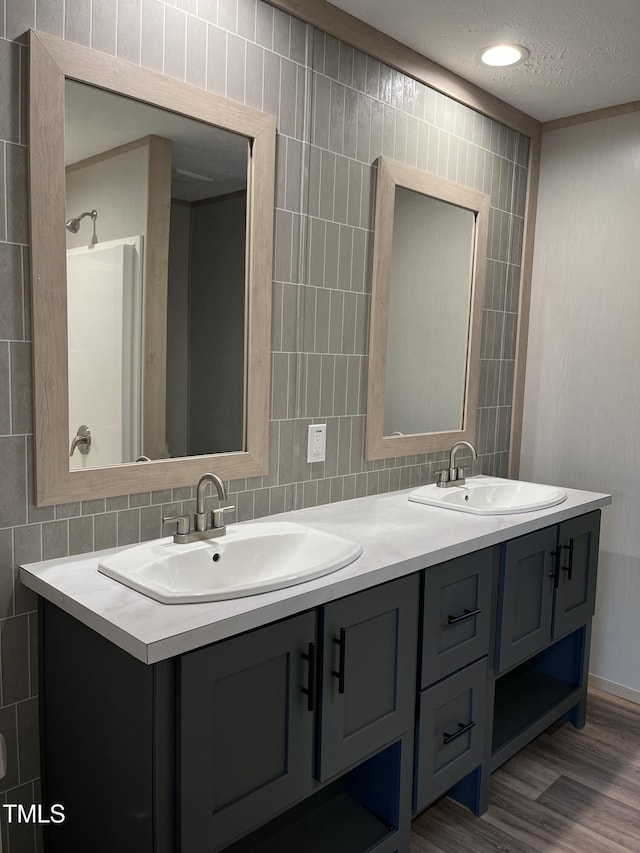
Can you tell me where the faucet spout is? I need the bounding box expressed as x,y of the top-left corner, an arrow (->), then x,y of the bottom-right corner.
435,441 -> 478,488
196,473 -> 227,512
195,473 -> 227,531
449,440 -> 478,472
164,472 -> 234,543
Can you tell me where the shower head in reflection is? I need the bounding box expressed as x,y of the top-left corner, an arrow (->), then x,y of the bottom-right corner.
65,209 -> 97,233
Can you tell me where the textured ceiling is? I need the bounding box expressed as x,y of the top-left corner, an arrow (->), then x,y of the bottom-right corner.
328,0 -> 640,122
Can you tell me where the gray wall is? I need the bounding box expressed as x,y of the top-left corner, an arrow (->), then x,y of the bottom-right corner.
520,112 -> 640,700
166,201 -> 191,457
0,0 -> 528,849
188,192 -> 246,455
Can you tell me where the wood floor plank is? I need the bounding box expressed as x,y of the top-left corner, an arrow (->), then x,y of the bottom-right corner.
580,694 -> 640,753
524,733 -> 640,808
483,777 -> 632,853
411,797 -> 538,853
491,750 -> 561,799
538,728 -> 640,773
589,687 -> 640,716
537,775 -> 640,850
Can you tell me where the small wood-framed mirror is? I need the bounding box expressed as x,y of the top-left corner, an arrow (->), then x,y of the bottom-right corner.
28,31 -> 276,505
365,156 -> 489,461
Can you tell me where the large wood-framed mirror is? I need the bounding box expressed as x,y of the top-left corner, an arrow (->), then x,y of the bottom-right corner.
28,31 -> 276,505
366,157 -> 489,461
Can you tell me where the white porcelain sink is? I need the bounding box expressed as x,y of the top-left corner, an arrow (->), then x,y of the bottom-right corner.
409,476 -> 566,515
98,521 -> 363,604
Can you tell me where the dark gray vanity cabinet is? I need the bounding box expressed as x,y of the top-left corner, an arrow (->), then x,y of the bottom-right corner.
36,508 -> 604,853
179,575 -> 419,852
490,511 -> 601,774
414,548 -> 493,814
179,611 -> 317,853
41,576 -> 419,853
319,576 -> 419,782
496,511 -> 600,674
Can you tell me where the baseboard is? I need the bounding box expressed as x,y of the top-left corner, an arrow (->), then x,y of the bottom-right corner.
589,674 -> 640,705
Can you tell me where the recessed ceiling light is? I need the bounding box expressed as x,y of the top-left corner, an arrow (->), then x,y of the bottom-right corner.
480,44 -> 530,67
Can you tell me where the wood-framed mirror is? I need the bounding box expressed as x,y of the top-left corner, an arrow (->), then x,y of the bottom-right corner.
365,156 -> 489,461
28,30 -> 276,505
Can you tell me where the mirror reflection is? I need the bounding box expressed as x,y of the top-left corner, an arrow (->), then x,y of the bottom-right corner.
365,157 -> 489,461
384,187 -> 475,436
64,81 -> 249,470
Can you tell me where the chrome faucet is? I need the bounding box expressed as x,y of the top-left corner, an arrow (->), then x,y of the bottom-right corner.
435,441 -> 478,488
163,473 -> 235,543
195,473 -> 228,531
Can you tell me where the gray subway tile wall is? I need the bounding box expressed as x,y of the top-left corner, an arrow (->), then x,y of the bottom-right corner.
0,0 -> 528,847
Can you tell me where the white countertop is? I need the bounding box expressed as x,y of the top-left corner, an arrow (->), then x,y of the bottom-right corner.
20,483 -> 611,664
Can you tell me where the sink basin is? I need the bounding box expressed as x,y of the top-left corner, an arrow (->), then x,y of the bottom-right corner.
98,522 -> 363,604
408,476 -> 566,515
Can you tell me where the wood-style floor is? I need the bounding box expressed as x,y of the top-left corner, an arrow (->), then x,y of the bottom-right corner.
410,688 -> 640,852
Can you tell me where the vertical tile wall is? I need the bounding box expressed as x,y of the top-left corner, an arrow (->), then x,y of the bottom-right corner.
0,1 -> 528,849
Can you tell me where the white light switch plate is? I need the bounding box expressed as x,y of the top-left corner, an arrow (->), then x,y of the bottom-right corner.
307,423 -> 326,463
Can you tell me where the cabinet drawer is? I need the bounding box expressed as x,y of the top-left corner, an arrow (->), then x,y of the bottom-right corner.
420,549 -> 492,688
414,657 -> 487,813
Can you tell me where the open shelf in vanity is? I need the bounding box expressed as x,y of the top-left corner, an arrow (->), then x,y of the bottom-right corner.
491,629 -> 585,769
223,743 -> 403,853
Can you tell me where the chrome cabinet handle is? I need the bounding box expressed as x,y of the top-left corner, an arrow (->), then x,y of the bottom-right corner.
69,425 -> 91,456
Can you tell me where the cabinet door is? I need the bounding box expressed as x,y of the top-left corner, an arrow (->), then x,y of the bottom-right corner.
179,611 -> 317,853
318,575 -> 419,782
496,526 -> 557,673
553,511 -> 600,639
421,548 -> 493,688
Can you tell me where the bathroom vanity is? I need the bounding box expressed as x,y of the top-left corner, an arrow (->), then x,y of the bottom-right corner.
21,483 -> 610,853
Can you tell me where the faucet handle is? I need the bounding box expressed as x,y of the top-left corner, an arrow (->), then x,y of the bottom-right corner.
212,504 -> 236,529
435,469 -> 450,487
163,515 -> 190,536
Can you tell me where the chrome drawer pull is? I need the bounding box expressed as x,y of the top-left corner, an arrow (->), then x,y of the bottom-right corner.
443,720 -> 476,744
447,607 -> 481,625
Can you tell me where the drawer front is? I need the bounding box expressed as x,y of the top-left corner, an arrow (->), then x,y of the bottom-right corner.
421,549 -> 493,688
414,657 -> 487,813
